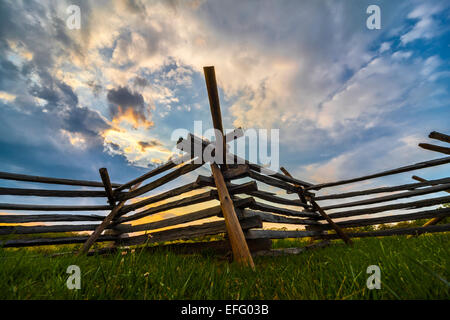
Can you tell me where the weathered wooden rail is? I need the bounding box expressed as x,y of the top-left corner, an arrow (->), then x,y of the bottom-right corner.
0,66 -> 449,265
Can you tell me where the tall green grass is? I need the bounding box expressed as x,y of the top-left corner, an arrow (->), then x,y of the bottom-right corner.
0,233 -> 448,299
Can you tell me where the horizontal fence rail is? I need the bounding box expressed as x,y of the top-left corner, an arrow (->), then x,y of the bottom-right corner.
0,171 -> 121,188
307,156 -> 450,191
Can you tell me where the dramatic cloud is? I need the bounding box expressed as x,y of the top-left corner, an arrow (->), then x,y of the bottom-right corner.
102,127 -> 172,168
400,3 -> 444,45
107,86 -> 153,129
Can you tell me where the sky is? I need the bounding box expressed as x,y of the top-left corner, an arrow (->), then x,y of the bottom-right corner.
0,0 -> 449,225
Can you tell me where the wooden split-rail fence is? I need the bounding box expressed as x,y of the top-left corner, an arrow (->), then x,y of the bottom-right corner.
0,67 -> 449,268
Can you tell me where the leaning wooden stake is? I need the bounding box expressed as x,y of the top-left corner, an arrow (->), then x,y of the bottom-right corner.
280,167 -> 307,203
211,163 -> 255,268
204,66 -> 228,167
310,200 -> 353,245
204,66 -> 254,268
280,167 -> 352,245
78,176 -> 140,255
280,167 -> 323,243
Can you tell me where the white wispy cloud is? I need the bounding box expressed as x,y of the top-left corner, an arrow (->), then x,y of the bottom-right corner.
400,3 -> 445,45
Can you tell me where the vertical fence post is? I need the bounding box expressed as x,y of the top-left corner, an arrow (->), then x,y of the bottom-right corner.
99,168 -> 115,206
204,66 -> 228,169
204,66 -> 255,268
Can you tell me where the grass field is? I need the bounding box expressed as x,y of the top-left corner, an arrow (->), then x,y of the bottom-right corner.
0,233 -> 448,299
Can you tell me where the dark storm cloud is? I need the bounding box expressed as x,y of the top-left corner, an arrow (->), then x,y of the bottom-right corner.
107,86 -> 144,108
29,85 -> 59,105
57,81 -> 79,107
107,86 -> 152,127
62,106 -> 110,138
